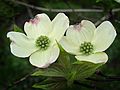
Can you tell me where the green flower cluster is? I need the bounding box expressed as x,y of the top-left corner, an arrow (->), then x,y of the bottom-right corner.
36,35 -> 50,50
80,42 -> 93,55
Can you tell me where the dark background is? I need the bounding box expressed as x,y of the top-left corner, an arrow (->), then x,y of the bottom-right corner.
0,0 -> 120,90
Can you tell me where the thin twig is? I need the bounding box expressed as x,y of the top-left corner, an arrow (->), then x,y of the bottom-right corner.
95,9 -> 114,26
115,20 -> 120,23
24,0 -> 33,18
74,81 -> 105,90
9,0 -> 103,13
95,14 -> 110,26
63,0 -> 90,24
112,8 -> 120,12
96,71 -> 120,80
86,71 -> 120,83
8,0 -> 120,13
87,77 -> 120,82
14,68 -> 39,84
26,7 -> 33,18
4,68 -> 39,90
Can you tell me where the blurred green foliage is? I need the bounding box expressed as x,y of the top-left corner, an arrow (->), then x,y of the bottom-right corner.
0,0 -> 120,90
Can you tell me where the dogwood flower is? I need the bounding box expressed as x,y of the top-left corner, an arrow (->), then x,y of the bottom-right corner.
60,20 -> 116,63
7,13 -> 69,68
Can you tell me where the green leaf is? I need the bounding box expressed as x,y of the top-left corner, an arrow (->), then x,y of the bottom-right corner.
31,64 -> 65,77
73,61 -> 103,80
33,78 -> 67,90
33,83 -> 54,90
13,24 -> 23,32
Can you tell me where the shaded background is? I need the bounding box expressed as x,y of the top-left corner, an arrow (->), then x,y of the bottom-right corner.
0,0 -> 120,90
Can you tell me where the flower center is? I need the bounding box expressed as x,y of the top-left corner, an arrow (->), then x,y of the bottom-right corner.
36,36 -> 50,50
80,42 -> 94,55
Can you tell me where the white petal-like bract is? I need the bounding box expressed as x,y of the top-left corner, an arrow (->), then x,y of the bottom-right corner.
24,13 -> 52,39
60,36 -> 80,55
75,52 -> 108,63
50,13 -> 69,41
10,42 -> 36,57
29,45 -> 59,68
92,21 -> 117,52
7,32 -> 38,57
81,20 -> 96,41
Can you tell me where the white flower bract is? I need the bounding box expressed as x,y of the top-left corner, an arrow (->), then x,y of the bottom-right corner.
7,13 -> 69,68
60,20 -> 117,64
